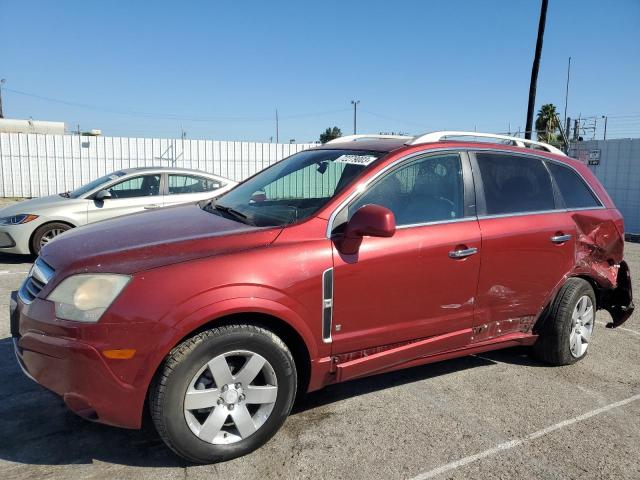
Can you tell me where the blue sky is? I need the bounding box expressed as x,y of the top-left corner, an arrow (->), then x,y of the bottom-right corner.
2,0 -> 639,142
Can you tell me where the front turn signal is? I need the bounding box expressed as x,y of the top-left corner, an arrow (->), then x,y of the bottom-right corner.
102,349 -> 136,359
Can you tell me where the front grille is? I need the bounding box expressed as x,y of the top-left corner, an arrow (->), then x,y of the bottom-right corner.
18,257 -> 55,304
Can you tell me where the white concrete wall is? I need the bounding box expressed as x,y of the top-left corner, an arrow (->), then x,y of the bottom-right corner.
0,133 -> 317,197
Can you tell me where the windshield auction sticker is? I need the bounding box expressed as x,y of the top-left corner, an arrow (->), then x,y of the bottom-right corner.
334,154 -> 377,166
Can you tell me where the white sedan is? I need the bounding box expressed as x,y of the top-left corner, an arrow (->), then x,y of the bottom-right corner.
0,167 -> 236,255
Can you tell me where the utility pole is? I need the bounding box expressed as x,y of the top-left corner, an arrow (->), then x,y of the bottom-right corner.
351,100 -> 360,134
275,109 -> 279,143
563,57 -> 571,132
0,79 -> 5,118
525,0 -> 549,140
602,116 -> 608,140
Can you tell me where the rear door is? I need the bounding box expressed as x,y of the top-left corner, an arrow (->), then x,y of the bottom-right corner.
470,151 -> 575,341
164,173 -> 225,206
87,174 -> 163,223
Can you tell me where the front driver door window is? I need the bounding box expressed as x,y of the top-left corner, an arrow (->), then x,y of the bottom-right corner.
330,153 -> 481,371
87,174 -> 162,223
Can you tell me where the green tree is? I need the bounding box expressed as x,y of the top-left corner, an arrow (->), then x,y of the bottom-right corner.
319,126 -> 342,144
535,103 -> 562,147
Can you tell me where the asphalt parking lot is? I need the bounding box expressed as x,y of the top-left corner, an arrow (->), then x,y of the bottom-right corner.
0,240 -> 638,479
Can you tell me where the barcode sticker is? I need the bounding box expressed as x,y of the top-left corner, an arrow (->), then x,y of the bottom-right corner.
334,154 -> 377,166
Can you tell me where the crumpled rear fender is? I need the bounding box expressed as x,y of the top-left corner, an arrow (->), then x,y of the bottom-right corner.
571,212 -> 634,327
601,260 -> 634,328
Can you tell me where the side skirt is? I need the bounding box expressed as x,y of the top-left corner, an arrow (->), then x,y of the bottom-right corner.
334,331 -> 537,383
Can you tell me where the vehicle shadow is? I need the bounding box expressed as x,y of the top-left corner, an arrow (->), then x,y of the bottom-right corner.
0,337 -> 538,468
0,252 -> 35,265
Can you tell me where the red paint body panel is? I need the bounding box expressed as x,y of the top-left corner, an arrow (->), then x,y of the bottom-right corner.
474,212 -> 576,330
12,139 -> 633,430
331,219 -> 481,354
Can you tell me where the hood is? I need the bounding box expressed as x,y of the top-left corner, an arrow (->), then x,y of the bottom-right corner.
0,194 -> 82,217
40,203 -> 282,274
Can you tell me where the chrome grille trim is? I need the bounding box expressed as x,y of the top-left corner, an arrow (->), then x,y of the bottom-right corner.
18,257 -> 55,305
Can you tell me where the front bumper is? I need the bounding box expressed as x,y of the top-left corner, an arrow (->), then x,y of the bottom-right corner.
10,291 -> 147,428
0,223 -> 35,255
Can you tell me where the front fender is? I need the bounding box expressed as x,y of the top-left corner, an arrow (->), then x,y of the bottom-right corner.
171,294 -> 319,359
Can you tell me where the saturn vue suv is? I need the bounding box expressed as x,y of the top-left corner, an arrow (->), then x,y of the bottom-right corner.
10,131 -> 634,463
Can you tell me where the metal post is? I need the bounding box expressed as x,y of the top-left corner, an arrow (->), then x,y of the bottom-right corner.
275,109 -> 279,143
602,115 -> 608,140
563,57 -> 571,131
0,79 -> 5,119
351,100 -> 360,134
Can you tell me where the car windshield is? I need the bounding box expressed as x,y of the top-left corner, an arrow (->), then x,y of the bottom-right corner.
67,171 -> 127,198
209,149 -> 382,226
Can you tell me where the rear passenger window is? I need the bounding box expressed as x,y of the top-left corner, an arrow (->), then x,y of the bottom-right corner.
546,162 -> 601,209
476,153 -> 555,215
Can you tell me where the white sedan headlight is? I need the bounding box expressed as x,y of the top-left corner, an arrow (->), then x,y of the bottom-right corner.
47,274 -> 131,322
0,214 -> 39,225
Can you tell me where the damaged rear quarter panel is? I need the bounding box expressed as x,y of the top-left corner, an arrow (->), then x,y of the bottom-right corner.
570,208 -> 634,326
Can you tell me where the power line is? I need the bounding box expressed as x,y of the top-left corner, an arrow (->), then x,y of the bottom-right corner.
3,87 -> 350,122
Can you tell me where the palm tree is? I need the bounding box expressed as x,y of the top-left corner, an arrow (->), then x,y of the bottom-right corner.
535,103 -> 561,145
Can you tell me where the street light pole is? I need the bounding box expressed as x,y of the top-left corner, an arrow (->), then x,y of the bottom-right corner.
0,79 -> 6,119
563,57 -> 571,133
351,100 -> 360,134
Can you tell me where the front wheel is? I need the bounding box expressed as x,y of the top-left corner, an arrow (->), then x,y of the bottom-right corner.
534,278 -> 596,365
150,324 -> 297,464
30,221 -> 72,254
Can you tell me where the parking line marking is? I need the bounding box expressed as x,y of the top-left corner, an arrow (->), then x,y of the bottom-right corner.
596,321 -> 640,336
408,393 -> 640,480
0,270 -> 29,275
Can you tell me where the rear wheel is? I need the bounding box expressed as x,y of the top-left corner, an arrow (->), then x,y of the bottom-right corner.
150,324 -> 297,464
534,278 -> 596,365
30,222 -> 72,254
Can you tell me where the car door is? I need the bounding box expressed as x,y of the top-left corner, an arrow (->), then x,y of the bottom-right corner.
470,151 -> 576,342
87,173 -> 163,223
329,152 -> 481,368
164,173 -> 225,207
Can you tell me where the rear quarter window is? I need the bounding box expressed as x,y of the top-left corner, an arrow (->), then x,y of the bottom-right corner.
546,162 -> 601,209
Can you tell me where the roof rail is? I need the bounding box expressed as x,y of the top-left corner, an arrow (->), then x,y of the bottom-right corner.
325,134 -> 412,144
406,131 -> 566,156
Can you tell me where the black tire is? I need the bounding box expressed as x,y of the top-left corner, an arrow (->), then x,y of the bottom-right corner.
149,324 -> 297,464
30,222 -> 72,254
533,278 -> 596,365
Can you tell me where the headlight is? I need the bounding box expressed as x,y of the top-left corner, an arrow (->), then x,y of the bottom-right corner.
47,274 -> 131,322
0,214 -> 39,225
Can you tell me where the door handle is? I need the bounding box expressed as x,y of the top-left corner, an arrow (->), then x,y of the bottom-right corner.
550,234 -> 572,244
144,204 -> 161,210
448,247 -> 478,259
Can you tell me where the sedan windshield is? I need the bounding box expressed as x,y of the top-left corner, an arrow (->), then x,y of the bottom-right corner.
209,149 -> 382,226
67,171 -> 127,198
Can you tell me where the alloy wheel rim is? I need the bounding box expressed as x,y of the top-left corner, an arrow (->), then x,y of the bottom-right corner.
40,228 -> 66,247
569,295 -> 594,358
183,350 -> 278,445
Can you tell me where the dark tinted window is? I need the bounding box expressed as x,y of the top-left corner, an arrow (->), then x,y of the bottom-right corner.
109,175 -> 161,198
168,174 -> 221,194
348,153 -> 464,226
476,153 -> 554,214
547,162 -> 601,209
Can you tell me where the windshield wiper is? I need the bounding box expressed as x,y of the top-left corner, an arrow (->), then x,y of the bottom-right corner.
212,203 -> 253,224
59,191 -> 71,198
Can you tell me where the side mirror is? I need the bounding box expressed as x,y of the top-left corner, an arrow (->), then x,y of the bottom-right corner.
95,189 -> 112,201
337,204 -> 396,255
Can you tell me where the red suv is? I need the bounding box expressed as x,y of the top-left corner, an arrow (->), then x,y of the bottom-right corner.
11,132 -> 634,463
